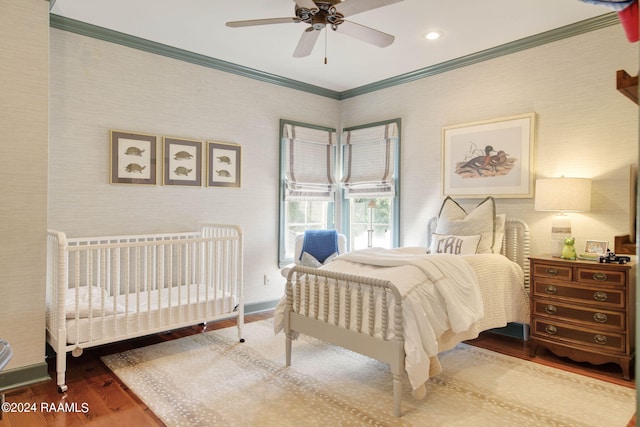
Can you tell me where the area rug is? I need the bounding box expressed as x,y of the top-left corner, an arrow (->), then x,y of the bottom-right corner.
101,319 -> 635,427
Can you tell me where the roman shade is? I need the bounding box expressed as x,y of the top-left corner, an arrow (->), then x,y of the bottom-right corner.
341,121 -> 398,198
283,123 -> 337,201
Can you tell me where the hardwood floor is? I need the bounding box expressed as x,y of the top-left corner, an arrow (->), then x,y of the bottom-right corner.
0,312 -> 635,426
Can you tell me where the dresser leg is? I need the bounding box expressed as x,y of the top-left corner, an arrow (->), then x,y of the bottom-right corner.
620,360 -> 632,381
528,341 -> 539,358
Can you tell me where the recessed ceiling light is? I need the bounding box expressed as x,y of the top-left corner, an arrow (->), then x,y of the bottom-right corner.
424,31 -> 442,40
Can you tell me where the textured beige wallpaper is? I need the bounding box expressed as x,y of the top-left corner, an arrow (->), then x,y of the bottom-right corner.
0,0 -> 49,370
340,24 -> 638,256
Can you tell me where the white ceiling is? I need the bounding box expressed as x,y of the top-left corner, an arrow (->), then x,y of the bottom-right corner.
50,0 -> 610,92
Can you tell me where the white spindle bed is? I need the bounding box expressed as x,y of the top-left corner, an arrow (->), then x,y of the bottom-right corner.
46,224 -> 244,393
276,218 -> 530,417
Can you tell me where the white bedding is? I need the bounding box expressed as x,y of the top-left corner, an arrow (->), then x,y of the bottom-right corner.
65,284 -> 236,345
274,247 -> 529,393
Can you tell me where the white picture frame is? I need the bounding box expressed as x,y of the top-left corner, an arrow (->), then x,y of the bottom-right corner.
441,113 -> 536,198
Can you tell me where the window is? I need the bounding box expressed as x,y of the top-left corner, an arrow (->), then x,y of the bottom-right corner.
348,197 -> 393,250
279,120 -> 337,266
341,120 -> 400,250
278,118 -> 400,264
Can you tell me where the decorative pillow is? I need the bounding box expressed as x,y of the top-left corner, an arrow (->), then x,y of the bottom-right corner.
429,233 -> 482,255
493,214 -> 506,254
65,285 -> 125,319
435,196 -> 496,254
300,251 -> 338,268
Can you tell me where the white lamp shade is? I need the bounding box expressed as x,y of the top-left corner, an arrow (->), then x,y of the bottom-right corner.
534,177 -> 591,212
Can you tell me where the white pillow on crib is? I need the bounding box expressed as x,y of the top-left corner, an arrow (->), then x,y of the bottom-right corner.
429,233 -> 481,255
65,286 -> 126,319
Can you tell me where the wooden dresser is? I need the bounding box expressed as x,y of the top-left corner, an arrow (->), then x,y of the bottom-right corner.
529,255 -> 636,379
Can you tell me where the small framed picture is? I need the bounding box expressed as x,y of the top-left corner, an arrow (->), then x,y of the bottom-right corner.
163,137 -> 203,187
110,130 -> 157,185
207,141 -> 241,188
585,240 -> 608,255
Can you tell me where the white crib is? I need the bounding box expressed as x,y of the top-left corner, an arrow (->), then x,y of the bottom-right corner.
46,224 -> 244,393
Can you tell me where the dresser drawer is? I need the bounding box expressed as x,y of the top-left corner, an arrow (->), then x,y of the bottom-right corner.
532,281 -> 625,309
576,267 -> 626,287
532,299 -> 624,330
532,263 -> 572,281
532,319 -> 625,354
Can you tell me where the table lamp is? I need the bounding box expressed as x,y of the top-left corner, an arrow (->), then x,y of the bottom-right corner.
534,177 -> 591,256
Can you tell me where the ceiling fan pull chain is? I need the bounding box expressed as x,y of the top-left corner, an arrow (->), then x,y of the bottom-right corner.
324,27 -> 328,64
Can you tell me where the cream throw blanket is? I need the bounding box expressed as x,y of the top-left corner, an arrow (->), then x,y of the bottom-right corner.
335,248 -> 483,333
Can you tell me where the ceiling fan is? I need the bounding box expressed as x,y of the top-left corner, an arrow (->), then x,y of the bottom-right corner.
226,0 -> 403,58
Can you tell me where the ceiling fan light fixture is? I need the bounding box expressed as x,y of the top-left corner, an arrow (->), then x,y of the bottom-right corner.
227,0 -> 403,58
424,31 -> 442,40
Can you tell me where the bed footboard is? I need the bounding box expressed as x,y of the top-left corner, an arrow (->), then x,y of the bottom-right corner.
284,266 -> 405,417
46,224 -> 243,393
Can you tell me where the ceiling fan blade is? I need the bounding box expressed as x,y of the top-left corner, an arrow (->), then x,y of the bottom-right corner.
293,0 -> 319,12
336,0 -> 403,17
293,28 -> 320,57
226,17 -> 300,28
338,20 -> 395,47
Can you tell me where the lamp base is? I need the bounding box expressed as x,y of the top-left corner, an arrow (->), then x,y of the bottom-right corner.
550,214 -> 572,257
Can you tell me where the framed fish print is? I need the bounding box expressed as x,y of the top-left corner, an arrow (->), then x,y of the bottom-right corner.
163,137 -> 203,187
110,130 -> 157,185
207,141 -> 241,188
441,113 -> 536,198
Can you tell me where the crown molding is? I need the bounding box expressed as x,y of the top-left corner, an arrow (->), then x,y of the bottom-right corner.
50,13 -> 618,101
49,14 -> 341,100
339,13 -> 619,99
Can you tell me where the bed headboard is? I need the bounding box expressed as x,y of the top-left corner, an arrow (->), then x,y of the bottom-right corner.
427,217 -> 530,291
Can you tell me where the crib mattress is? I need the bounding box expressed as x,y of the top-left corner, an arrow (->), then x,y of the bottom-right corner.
64,283 -> 237,345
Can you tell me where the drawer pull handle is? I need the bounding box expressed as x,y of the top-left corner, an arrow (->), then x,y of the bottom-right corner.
545,325 -> 557,335
593,291 -> 608,302
593,272 -> 608,281
545,268 -> 558,276
544,305 -> 557,315
593,334 -> 608,345
544,285 -> 557,295
593,313 -> 608,323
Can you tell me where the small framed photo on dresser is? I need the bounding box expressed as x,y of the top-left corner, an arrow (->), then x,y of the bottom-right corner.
585,240 -> 608,255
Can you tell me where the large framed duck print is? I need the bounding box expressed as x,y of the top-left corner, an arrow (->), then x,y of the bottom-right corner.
441,113 -> 536,198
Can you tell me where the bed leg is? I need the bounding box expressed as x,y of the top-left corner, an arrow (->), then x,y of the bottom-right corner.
392,374 -> 402,417
237,319 -> 245,343
285,332 -> 292,367
236,301 -> 245,343
56,353 -> 67,393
